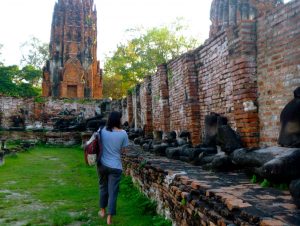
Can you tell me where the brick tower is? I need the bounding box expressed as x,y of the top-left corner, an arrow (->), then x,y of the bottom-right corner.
42,0 -> 102,99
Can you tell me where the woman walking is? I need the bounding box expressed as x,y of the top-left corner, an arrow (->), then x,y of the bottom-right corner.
97,111 -> 129,225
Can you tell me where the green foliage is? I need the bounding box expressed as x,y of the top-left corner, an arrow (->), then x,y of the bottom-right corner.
0,65 -> 18,95
127,87 -> 135,95
251,174 -> 257,183
51,210 -> 73,226
167,68 -> 173,81
153,94 -> 160,103
0,38 -> 45,97
152,216 -> 172,226
103,18 -> 200,99
18,65 -> 42,87
274,183 -> 289,190
120,176 -> 157,215
34,96 -> 46,103
103,73 -> 132,99
20,36 -> 49,70
61,98 -> 97,104
181,198 -> 187,206
138,159 -> 147,170
6,152 -> 18,159
119,175 -> 171,226
0,64 -> 41,97
260,179 -> 271,188
85,16 -> 92,26
249,174 -> 289,191
0,145 -> 171,226
77,98 -> 96,104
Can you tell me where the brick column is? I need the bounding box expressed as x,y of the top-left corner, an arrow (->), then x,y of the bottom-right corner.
132,84 -> 142,129
158,64 -> 170,132
182,53 -> 201,145
140,76 -> 153,136
152,64 -> 170,133
121,98 -> 128,124
127,93 -> 133,126
228,21 -> 259,147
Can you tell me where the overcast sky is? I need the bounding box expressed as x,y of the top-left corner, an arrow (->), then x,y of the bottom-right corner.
0,0 -> 213,67
0,0 -> 292,67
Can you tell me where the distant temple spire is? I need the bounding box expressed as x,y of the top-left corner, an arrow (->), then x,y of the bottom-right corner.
42,0 -> 102,99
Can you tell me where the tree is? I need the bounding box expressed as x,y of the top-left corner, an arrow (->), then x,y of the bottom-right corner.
0,65 -> 41,97
0,39 -> 44,97
0,65 -> 19,96
102,73 -> 132,100
103,19 -> 199,99
14,65 -> 42,87
20,36 -> 49,70
19,37 -> 48,88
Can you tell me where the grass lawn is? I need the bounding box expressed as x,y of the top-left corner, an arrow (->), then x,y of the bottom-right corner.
0,145 -> 171,226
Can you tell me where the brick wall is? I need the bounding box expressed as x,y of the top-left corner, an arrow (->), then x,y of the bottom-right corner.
144,23 -> 259,147
126,0 -> 300,148
123,148 -> 298,226
134,26 -> 259,146
195,21 -> 259,147
126,93 -> 133,126
195,32 -> 233,142
0,97 -> 121,130
132,84 -> 142,129
0,131 -> 82,146
121,98 -> 128,124
152,64 -> 170,132
140,76 -> 153,135
151,69 -> 161,131
0,97 -> 35,128
257,0 -> 300,146
168,53 -> 200,144
229,21 -> 259,147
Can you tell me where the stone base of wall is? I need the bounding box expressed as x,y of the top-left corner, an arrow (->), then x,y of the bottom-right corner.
122,145 -> 300,226
0,131 -> 83,146
0,96 -> 121,131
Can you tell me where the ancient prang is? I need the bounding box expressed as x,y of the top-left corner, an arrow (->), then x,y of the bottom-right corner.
42,0 -> 102,99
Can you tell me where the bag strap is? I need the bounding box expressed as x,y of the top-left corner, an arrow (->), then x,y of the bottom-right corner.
96,126 -> 104,162
97,126 -> 104,141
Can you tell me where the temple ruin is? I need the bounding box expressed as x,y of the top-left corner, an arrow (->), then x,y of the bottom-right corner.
1,0 -> 300,225
119,0 -> 300,225
124,0 -> 300,148
42,0 -> 102,99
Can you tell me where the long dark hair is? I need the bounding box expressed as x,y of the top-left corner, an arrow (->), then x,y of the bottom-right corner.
106,111 -> 122,132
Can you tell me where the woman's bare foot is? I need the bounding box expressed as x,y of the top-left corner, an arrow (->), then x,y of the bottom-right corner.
98,208 -> 106,218
107,215 -> 112,225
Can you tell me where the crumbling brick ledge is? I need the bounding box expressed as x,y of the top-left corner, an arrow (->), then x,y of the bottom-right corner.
122,144 -> 300,226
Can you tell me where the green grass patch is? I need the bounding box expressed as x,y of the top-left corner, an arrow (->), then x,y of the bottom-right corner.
0,145 -> 171,226
260,178 -> 271,188
250,174 -> 288,190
